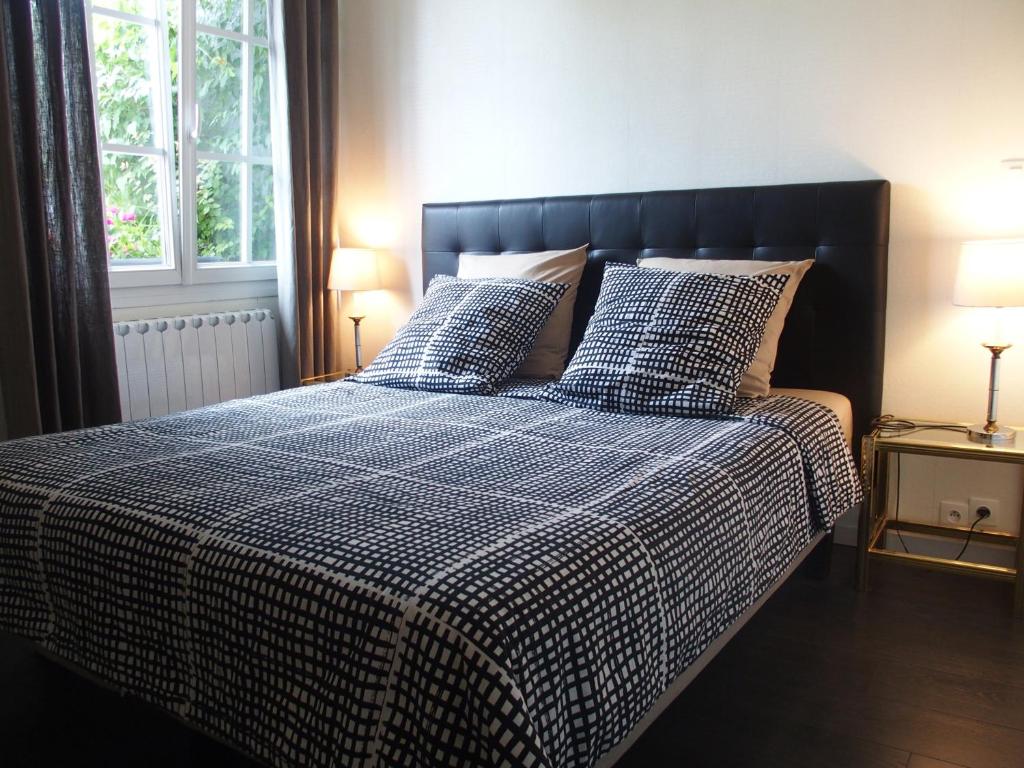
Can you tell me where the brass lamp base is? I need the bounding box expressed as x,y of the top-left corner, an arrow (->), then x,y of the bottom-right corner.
968,342 -> 1014,445
350,315 -> 365,371
966,423 -> 1016,445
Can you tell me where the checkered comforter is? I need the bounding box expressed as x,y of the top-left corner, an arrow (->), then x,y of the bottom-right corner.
0,381 -> 860,767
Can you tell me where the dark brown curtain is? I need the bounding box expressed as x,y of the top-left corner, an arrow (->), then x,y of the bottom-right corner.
0,0 -> 119,438
270,0 -> 340,388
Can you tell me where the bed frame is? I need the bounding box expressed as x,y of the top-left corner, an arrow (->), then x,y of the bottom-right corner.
596,529 -> 829,766
422,179 -> 890,764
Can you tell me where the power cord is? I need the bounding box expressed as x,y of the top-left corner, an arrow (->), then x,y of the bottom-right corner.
869,415 -> 972,557
871,414 -> 969,437
892,452 -> 909,554
954,506 -> 991,561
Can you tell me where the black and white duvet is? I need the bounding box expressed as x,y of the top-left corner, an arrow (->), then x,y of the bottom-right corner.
0,381 -> 860,767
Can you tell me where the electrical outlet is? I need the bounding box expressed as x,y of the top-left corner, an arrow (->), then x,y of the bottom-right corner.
969,496 -> 1003,530
939,500 -> 968,526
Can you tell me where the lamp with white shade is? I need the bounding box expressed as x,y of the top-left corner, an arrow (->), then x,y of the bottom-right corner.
328,247 -> 380,371
953,239 -> 1024,444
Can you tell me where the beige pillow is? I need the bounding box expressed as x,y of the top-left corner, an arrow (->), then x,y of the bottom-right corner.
458,246 -> 588,378
637,257 -> 813,397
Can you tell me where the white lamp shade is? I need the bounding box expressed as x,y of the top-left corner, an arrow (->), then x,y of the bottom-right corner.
953,239 -> 1024,308
328,248 -> 380,292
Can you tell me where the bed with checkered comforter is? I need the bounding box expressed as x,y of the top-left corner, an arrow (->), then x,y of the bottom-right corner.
0,381 -> 860,767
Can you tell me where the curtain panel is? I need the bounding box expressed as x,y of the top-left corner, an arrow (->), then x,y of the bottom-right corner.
269,0 -> 341,388
0,0 -> 119,439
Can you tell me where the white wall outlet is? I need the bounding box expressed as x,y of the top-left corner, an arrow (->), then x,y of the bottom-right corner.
969,496 -> 1003,530
939,500 -> 968,526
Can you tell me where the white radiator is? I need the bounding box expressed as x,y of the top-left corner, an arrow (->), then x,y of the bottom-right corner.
113,309 -> 280,422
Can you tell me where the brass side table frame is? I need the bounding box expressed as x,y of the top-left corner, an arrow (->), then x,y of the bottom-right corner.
300,370 -> 354,385
857,423 -> 1024,619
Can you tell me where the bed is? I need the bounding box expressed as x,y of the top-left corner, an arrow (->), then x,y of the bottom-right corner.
0,179 -> 889,767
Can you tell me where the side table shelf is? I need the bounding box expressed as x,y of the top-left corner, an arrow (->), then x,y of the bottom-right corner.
857,422 -> 1024,618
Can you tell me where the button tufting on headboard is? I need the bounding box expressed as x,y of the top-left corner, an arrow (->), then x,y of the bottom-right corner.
423,180 -> 890,455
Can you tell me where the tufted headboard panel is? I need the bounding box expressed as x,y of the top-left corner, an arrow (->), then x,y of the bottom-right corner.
422,180 -> 889,452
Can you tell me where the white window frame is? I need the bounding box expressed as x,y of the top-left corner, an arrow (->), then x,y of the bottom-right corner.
85,0 -> 182,289
181,0 -> 276,284
86,0 -> 277,290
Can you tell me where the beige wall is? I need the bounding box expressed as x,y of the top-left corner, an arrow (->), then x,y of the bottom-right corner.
337,0 -> 1024,533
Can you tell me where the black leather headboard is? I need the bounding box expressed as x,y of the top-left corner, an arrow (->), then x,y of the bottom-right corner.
422,180 -> 889,452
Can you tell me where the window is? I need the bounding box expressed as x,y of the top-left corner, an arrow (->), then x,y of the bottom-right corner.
86,0 -> 278,288
88,0 -> 178,275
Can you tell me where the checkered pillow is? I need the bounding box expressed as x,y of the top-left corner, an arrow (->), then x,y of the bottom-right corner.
545,262 -> 788,416
354,275 -> 567,394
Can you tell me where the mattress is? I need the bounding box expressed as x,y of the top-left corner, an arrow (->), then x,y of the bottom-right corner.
0,382 -> 861,767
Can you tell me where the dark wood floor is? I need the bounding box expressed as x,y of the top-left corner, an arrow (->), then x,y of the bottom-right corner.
3,545 -> 1022,767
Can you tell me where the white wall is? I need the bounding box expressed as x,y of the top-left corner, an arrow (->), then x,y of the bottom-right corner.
109,278 -> 278,321
110,293 -> 280,323
337,0 -> 1024,531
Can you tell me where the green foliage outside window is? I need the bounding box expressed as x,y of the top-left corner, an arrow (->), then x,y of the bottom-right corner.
94,14 -> 163,263
93,0 -> 274,266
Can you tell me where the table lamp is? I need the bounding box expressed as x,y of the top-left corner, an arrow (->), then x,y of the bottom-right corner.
953,239 -> 1024,444
328,247 -> 380,371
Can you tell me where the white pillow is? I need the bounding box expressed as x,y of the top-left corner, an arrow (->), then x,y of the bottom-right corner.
458,246 -> 588,379
637,257 -> 813,397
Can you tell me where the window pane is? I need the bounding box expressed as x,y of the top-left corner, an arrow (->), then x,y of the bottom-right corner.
102,152 -> 166,266
251,0 -> 268,38
93,0 -> 155,17
197,160 -> 241,263
92,16 -> 158,147
251,164 -> 275,262
166,1 -> 180,208
251,45 -> 271,155
196,32 -> 242,153
197,0 -> 242,33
